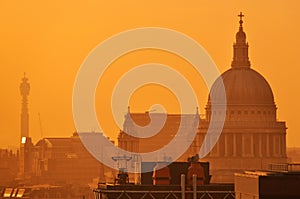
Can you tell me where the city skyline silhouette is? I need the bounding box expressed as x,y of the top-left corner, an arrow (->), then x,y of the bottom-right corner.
1,3 -> 300,198
0,1 -> 299,149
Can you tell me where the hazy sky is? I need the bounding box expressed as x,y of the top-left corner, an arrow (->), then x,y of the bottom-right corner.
0,1 -> 299,148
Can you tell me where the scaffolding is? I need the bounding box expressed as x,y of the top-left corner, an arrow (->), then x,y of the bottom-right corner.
94,189 -> 235,199
94,174 -> 234,199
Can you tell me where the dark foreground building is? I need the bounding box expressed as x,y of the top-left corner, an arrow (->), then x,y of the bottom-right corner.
235,163 -> 300,199
1,184 -> 94,199
94,161 -> 235,199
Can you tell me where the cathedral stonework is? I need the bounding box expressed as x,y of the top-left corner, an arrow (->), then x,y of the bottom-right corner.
197,13 -> 287,183
118,13 -> 287,183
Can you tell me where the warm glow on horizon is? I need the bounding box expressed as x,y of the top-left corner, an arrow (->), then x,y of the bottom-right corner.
0,1 -> 299,148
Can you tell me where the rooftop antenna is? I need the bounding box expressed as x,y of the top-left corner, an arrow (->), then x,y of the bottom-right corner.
112,155 -> 132,184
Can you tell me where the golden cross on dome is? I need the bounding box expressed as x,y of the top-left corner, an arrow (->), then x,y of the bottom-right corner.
238,12 -> 244,21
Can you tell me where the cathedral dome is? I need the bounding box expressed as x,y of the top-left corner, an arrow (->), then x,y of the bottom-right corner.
208,12 -> 275,106
208,68 -> 274,105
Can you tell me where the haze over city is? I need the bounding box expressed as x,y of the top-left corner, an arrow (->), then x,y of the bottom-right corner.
0,1 -> 299,149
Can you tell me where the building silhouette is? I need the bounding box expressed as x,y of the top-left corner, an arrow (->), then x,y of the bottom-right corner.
118,13 -> 287,183
118,108 -> 198,154
235,164 -> 300,199
16,75 -> 115,190
0,149 -> 18,186
32,132 -> 113,185
287,147 -> 300,162
18,73 -> 35,182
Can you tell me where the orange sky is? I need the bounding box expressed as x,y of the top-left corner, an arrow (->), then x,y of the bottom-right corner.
0,1 -> 299,148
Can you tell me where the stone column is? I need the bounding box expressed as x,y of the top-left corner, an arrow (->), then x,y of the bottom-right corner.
233,134 -> 237,157
282,134 -> 286,157
242,134 -> 245,157
259,134 -> 262,157
216,138 -> 220,157
250,134 -> 254,157
224,134 -> 228,157
266,134 -> 270,157
273,135 -> 276,157
277,135 -> 280,157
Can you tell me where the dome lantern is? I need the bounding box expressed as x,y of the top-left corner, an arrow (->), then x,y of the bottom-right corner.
231,12 -> 251,68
